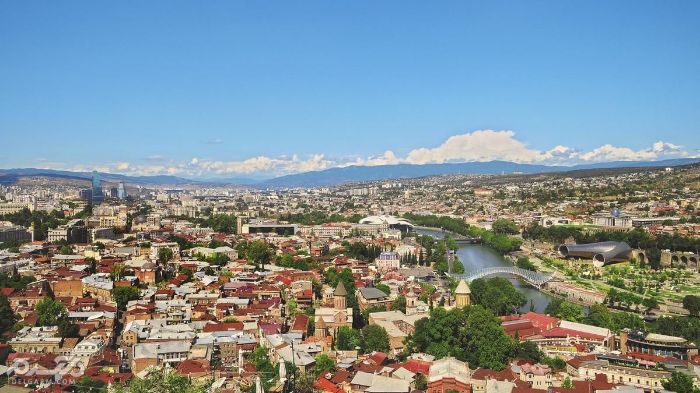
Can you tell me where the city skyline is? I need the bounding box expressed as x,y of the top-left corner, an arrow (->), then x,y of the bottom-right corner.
2,1 -> 699,177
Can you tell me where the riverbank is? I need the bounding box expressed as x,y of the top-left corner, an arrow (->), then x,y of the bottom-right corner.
416,227 -> 555,312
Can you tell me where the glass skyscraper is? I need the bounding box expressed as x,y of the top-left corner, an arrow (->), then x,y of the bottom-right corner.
117,182 -> 127,199
91,171 -> 104,204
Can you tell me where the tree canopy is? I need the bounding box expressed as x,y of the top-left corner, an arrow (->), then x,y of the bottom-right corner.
469,277 -> 526,316
361,324 -> 390,353
112,369 -> 211,393
405,305 -> 516,370
113,286 -> 141,310
36,297 -> 67,326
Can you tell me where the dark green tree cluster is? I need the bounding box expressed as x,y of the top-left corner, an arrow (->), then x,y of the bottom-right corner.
341,241 -> 382,261
166,214 -> 238,234
585,304 -> 645,332
111,368 -> 210,393
335,326 -> 362,351
275,253 -> 319,271
74,376 -> 107,393
522,224 -> 581,244
470,277 -> 526,316
246,240 -> 272,270
0,273 -> 35,290
405,213 -> 522,254
653,316 -> 700,345
492,218 -> 519,235
406,305 -> 516,370
606,288 -> 656,312
361,324 -> 391,353
336,324 -> 391,353
113,286 -> 141,310
544,299 -> 584,322
35,297 -> 79,338
516,256 -> 536,271
0,207 -> 70,241
196,252 -> 229,266
246,346 -> 277,392
0,294 -> 17,339
683,295 -> 700,317
171,235 -> 195,250
662,372 -> 700,393
399,252 -> 419,266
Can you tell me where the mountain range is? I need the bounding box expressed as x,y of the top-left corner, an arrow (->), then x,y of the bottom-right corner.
1,158 -> 698,188
256,158 -> 700,187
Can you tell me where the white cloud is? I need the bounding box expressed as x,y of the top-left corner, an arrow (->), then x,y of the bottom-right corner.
342,150 -> 401,167
405,130 -> 547,164
44,130 -> 694,177
402,130 -> 690,165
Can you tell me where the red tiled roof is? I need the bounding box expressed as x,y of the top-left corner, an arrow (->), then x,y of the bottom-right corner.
471,368 -> 517,381
542,327 -> 606,341
401,359 -> 431,375
1,288 -> 15,296
291,315 -> 309,332
313,376 -> 344,393
203,322 -> 244,332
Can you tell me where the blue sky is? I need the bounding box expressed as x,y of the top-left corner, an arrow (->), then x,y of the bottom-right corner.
1,1 -> 699,178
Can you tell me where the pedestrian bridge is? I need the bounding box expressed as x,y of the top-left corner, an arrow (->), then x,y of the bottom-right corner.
448,267 -> 556,288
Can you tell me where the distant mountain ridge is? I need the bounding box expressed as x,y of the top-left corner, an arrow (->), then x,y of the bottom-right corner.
256,158 -> 700,187
0,168 -> 194,185
1,157 -> 698,187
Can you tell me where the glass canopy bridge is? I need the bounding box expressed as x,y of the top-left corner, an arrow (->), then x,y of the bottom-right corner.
448,267 -> 556,288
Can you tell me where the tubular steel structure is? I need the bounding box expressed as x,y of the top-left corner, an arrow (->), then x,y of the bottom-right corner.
449,267 -> 556,288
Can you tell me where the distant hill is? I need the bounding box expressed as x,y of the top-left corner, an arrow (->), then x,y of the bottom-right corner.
257,158 -> 700,188
2,157 -> 698,187
0,168 -> 196,185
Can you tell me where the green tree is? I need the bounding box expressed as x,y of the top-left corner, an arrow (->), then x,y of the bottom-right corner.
112,368 -> 210,393
662,371 -> 700,393
405,305 -> 515,370
336,326 -> 362,351
375,284 -> 391,296
35,297 -> 67,326
0,294 -> 17,336
75,376 -> 107,393
362,324 -> 390,353
683,295 -> 700,317
391,296 -> 407,313
562,377 -> 573,389
313,354 -> 336,376
414,373 -> 428,390
247,240 -> 272,271
515,340 -> 542,363
557,301 -> 584,322
469,277 -> 526,316
111,262 -> 127,281
0,273 -> 35,291
492,218 -> 519,235
516,256 -> 536,271
112,286 -> 141,310
157,247 -> 174,264
59,245 -> 74,255
461,305 -> 517,370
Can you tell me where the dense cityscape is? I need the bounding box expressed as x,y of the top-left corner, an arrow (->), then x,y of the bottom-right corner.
0,162 -> 698,393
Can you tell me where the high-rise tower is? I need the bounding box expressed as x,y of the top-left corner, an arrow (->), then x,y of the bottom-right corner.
91,171 -> 104,205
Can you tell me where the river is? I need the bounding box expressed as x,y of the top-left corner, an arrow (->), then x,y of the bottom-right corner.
416,228 -> 554,313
